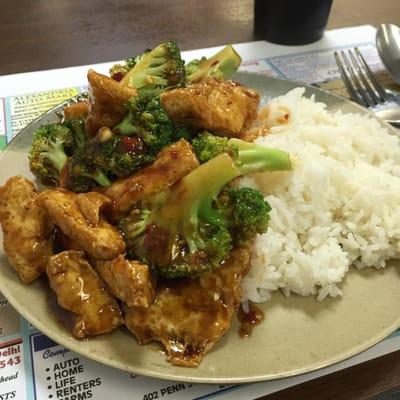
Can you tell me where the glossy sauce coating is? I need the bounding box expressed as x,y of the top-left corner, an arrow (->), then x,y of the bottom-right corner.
160,78 -> 260,136
95,255 -> 155,307
124,246 -> 251,367
47,250 -> 123,338
38,189 -> 125,260
105,139 -> 200,217
237,302 -> 264,339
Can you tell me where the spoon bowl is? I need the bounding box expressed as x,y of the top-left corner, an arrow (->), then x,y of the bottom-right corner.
376,24 -> 400,84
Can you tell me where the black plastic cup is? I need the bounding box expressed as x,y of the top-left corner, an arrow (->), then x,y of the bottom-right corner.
254,0 -> 333,45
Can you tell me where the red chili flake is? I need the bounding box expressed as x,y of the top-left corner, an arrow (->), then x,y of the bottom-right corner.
118,136 -> 147,155
143,224 -> 169,257
111,72 -> 124,82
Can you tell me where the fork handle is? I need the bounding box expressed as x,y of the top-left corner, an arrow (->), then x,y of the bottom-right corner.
386,120 -> 400,128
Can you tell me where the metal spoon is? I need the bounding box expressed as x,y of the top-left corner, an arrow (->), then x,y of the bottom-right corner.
376,24 -> 400,84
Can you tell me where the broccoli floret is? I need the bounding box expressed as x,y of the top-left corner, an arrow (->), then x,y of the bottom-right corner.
114,91 -> 191,154
109,51 -> 151,81
191,131 -> 237,163
185,45 -> 242,83
119,42 -> 185,94
64,128 -> 155,192
119,208 -> 152,241
62,118 -> 87,150
125,52 -> 147,70
29,123 -> 73,184
109,64 -> 129,82
92,131 -> 154,178
65,147 -> 111,193
119,143 -> 291,278
157,224 -> 233,278
220,187 -> 271,244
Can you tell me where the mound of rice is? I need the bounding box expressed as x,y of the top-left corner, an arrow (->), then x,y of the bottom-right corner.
241,88 -> 400,303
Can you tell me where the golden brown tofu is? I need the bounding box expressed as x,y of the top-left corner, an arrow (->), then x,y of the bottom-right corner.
54,192 -> 112,252
160,79 -> 260,136
85,69 -> 137,136
47,251 -> 123,338
75,191 -> 112,226
105,139 -> 200,217
124,247 -> 251,367
95,255 -> 155,308
63,102 -> 89,120
0,176 -> 53,283
38,190 -> 125,260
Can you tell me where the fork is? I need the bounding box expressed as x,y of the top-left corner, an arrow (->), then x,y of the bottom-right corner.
334,47 -> 400,128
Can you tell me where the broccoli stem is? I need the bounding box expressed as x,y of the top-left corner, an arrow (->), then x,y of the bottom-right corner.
130,68 -> 168,89
180,154 -> 239,252
186,45 -> 242,83
114,111 -> 137,135
121,49 -> 167,87
131,209 -> 152,237
41,146 -> 68,173
85,169 -> 111,187
155,138 -> 291,230
230,138 -> 292,175
154,153 -> 239,253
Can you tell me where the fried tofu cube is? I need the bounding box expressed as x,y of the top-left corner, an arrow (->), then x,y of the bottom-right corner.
38,190 -> 125,260
96,255 -> 155,308
160,78 -> 259,136
105,139 -> 200,217
63,102 -> 89,120
0,176 -> 53,283
124,247 -> 251,366
47,250 -> 123,338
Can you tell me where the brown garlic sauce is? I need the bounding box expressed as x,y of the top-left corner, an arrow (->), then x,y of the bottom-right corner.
237,302 -> 264,339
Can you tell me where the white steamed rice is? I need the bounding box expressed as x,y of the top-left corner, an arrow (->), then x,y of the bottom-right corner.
241,88 -> 400,303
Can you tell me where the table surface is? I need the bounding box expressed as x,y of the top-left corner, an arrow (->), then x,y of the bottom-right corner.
1,0 -> 400,399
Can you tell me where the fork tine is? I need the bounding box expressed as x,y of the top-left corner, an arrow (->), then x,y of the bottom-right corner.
348,49 -> 380,105
334,51 -> 366,106
355,47 -> 389,101
340,50 -> 373,107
